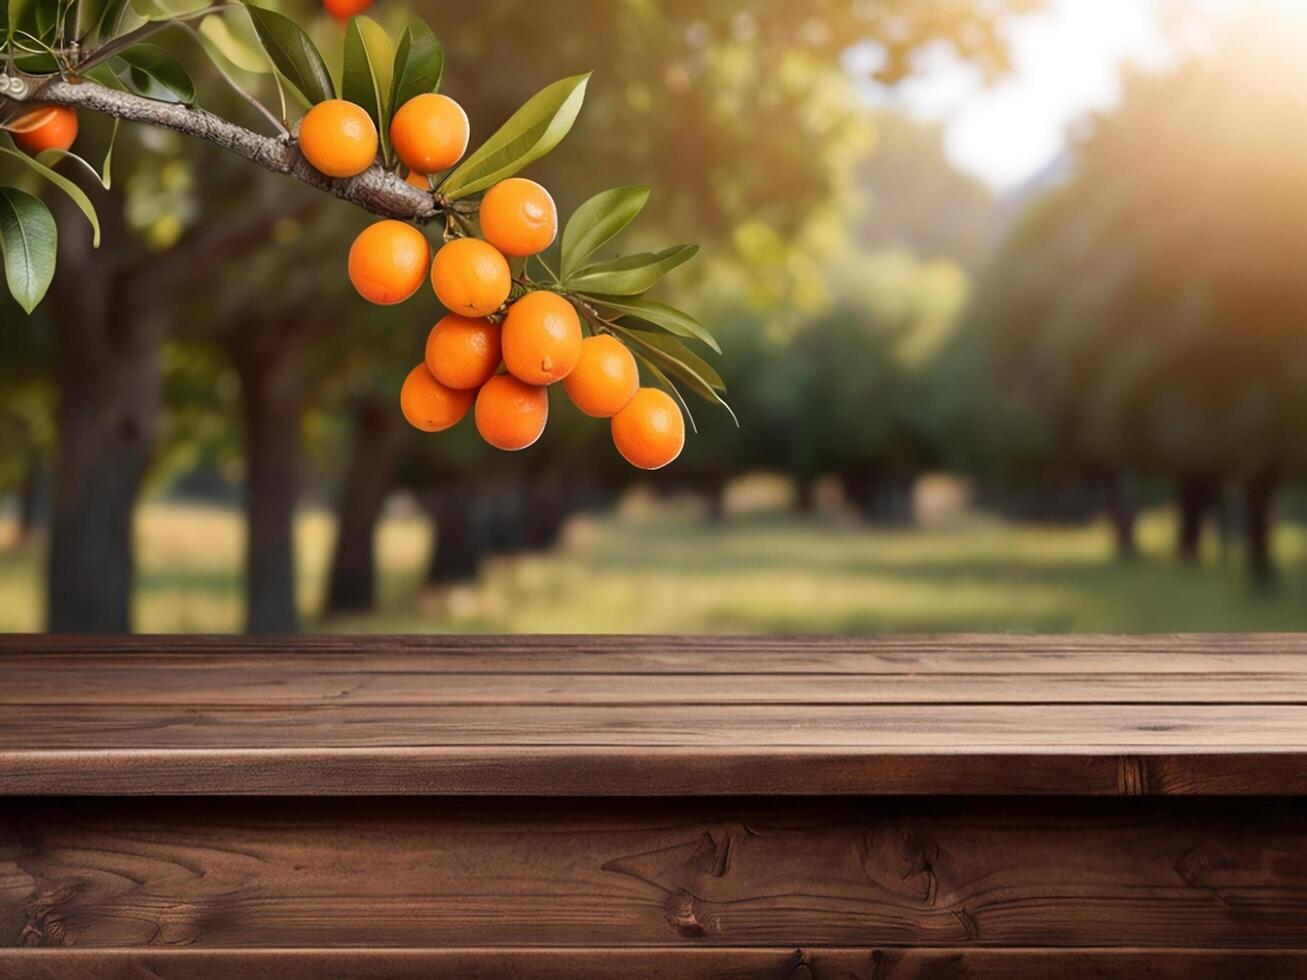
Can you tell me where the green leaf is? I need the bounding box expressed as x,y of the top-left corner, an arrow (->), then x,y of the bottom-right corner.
35,144 -> 112,190
198,12 -> 270,74
32,0 -> 55,36
612,324 -> 736,424
5,0 -> 35,40
115,44 -> 196,103
244,2 -> 335,106
34,119 -> 118,190
95,0 -> 129,39
129,0 -> 207,19
634,354 -> 697,434
566,243 -> 697,296
342,15 -> 394,158
390,19 -> 442,110
1,144 -> 101,247
0,187 -> 56,314
560,185 -> 649,277
589,294 -> 720,353
440,72 -> 589,200
615,326 -> 725,391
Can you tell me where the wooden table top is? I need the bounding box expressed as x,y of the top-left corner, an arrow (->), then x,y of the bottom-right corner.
3,634 -> 1307,796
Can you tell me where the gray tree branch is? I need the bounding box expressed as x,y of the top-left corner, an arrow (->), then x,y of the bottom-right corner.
7,77 -> 442,223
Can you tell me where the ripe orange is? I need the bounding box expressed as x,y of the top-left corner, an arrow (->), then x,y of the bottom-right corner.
299,99 -> 377,178
400,363 -> 474,432
11,106 -> 77,155
501,291 -> 582,385
390,93 -> 469,175
431,237 -> 511,317
479,178 -> 557,257
405,169 -> 431,190
475,373 -> 549,451
425,314 -> 502,390
611,387 -> 685,470
564,335 -> 639,417
322,0 -> 371,20
348,220 -> 430,305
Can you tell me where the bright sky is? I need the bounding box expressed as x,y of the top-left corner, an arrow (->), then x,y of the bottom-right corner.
856,0 -> 1175,191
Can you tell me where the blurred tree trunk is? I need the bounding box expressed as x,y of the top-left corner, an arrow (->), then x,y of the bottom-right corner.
703,478 -> 727,524
46,198 -> 160,633
485,485 -> 527,555
324,396 -> 402,615
796,478 -> 817,515
227,323 -> 307,634
45,191 -> 291,632
840,468 -> 877,521
523,480 -> 570,550
14,445 -> 42,545
1243,471 -> 1277,590
1103,470 -> 1137,562
423,484 -> 481,583
1175,476 -> 1215,564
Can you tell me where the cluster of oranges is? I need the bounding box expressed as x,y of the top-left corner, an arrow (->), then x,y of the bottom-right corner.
297,91 -> 686,470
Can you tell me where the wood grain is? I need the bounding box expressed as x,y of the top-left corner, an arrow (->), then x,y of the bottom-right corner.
5,798 -> 1307,950
9,631 -> 1307,669
7,702 -> 1307,748
5,948 -> 1307,979
5,634 -> 1307,795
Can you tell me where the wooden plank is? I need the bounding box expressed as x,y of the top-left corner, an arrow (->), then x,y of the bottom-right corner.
4,703 -> 1307,749
5,798 -> 1307,950
6,666 -> 1307,705
9,748 -> 1305,797
5,948 -> 1307,979
7,633 -> 1307,674
6,635 -> 1307,794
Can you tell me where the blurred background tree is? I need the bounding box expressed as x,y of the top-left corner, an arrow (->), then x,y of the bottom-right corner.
962,6 -> 1307,588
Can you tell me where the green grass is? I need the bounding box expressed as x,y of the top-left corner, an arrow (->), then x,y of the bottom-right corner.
2,501 -> 1306,633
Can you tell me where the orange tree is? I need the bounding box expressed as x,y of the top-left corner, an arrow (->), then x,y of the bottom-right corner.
0,1 -> 733,632
0,2 -> 730,468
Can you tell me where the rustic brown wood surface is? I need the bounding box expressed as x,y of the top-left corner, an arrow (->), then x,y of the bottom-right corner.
6,797 -> 1307,950
5,634 -> 1307,978
5,949 -> 1307,979
3,634 -> 1307,795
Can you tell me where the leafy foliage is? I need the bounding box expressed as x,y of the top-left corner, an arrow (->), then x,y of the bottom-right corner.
559,185 -> 649,276
115,43 -> 196,103
389,19 -> 442,108
244,3 -> 335,106
439,73 -> 589,199
0,187 -> 54,313
341,16 -> 393,159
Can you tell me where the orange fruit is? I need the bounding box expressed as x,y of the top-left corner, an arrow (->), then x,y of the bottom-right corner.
400,363 -> 474,432
405,169 -> 431,190
479,178 -> 557,257
348,220 -> 430,305
390,93 -> 469,175
564,335 -> 639,417
501,291 -> 582,385
611,388 -> 685,470
11,107 -> 77,155
299,99 -> 377,178
431,237 -> 511,317
475,373 -> 549,451
322,0 -> 371,20
425,314 -> 502,390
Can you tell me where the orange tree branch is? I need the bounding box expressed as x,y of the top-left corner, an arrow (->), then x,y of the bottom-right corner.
6,76 -> 441,223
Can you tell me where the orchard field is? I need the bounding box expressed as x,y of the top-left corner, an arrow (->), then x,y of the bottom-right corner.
4,500 -> 1307,635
